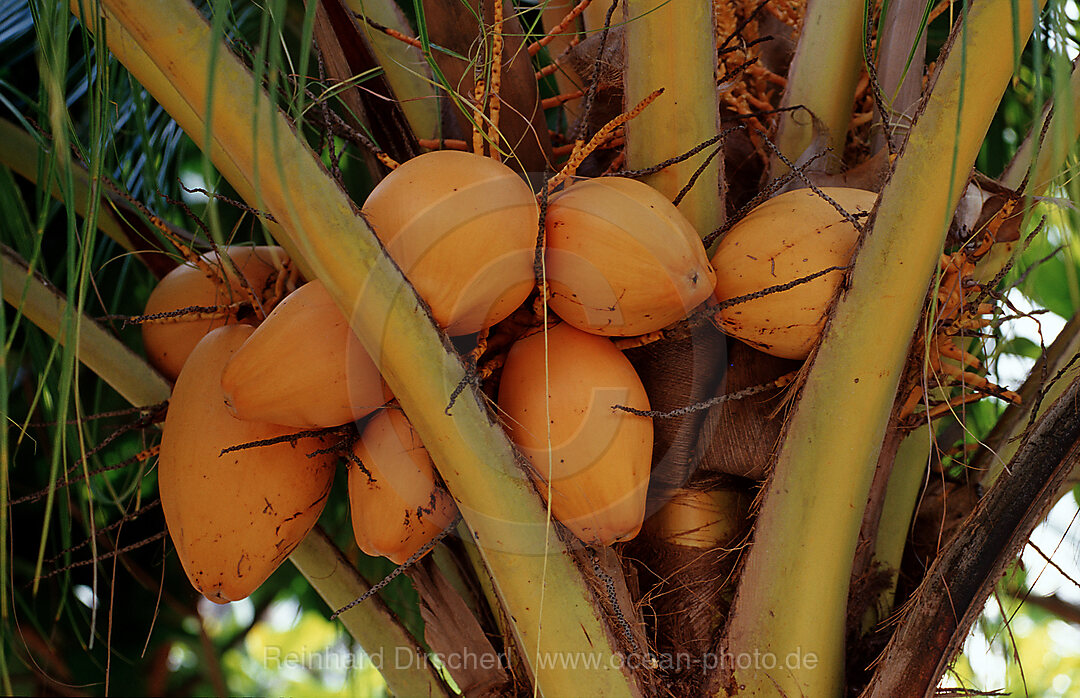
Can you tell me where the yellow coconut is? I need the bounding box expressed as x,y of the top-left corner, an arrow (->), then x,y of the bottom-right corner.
544,176 -> 716,336
361,150 -> 538,335
221,280 -> 387,428
644,487 -> 751,549
497,322 -> 652,545
142,246 -> 288,379
711,187 -> 878,359
349,407 -> 459,564
159,324 -> 335,603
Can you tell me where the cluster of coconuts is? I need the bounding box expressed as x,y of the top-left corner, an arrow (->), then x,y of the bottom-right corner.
144,149 -> 873,603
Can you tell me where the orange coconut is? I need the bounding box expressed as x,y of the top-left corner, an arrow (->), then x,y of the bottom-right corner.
643,487 -> 751,549
158,324 -> 335,603
361,150 -> 538,335
349,406 -> 459,564
221,280 -> 387,428
544,177 -> 716,336
711,187 -> 878,359
142,246 -> 288,379
497,322 -> 652,545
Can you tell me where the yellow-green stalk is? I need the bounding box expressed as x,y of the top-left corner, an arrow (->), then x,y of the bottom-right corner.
1002,55 -> 1080,192
74,1 -> 641,694
974,56 -> 1080,281
0,245 -> 169,408
0,118 -> 137,257
345,0 -> 441,141
865,49 -> 1080,634
623,0 -> 723,239
982,308 -> 1080,488
975,60 -> 1080,487
771,0 -> 865,176
722,2 -> 1045,695
863,424 -> 931,631
290,528 -> 453,696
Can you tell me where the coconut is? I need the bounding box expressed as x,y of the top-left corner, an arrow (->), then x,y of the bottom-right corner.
221,279 -> 387,428
497,322 -> 652,545
349,407 -> 459,564
711,187 -> 878,359
158,324 -> 335,603
361,150 -> 538,335
142,246 -> 288,379
544,176 -> 716,336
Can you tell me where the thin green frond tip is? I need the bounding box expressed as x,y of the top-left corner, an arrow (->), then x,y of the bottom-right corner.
0,245 -> 171,407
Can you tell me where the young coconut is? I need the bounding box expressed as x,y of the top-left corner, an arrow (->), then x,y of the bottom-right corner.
142,245 -> 288,379
497,322 -> 652,545
544,176 -> 716,336
159,324 -> 335,604
644,485 -> 751,549
349,405 -> 459,564
711,187 -> 878,359
636,483 -> 752,674
221,280 -> 387,428
361,150 -> 538,336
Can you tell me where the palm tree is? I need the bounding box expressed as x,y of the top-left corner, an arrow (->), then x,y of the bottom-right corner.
2,0 -> 1079,695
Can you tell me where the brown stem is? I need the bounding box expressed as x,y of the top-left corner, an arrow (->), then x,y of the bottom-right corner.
198,619 -> 230,698
862,370 -> 1080,697
311,0 -> 420,166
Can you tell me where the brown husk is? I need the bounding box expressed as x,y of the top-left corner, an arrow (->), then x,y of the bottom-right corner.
624,323 -> 728,515
628,476 -> 752,697
697,338 -> 802,480
410,556 -> 514,697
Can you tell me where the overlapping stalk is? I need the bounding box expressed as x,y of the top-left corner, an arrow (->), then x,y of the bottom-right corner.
1002,56 -> 1080,191
972,60 -> 1080,488
71,1 -> 640,694
290,528 -> 453,696
863,424 -> 930,629
344,0 -> 441,141
623,0 -> 723,236
722,1 -> 1045,695
0,119 -> 134,257
770,0 -> 865,175
865,43 -> 1080,640
981,313 -> 1080,488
